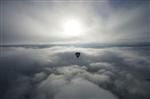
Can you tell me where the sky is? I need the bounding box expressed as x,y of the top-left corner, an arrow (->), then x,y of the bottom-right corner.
0,0 -> 149,44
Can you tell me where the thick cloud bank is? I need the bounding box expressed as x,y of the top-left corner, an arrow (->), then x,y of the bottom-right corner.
0,46 -> 150,99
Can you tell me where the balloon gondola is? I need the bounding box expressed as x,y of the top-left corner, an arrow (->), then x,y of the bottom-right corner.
75,52 -> 80,58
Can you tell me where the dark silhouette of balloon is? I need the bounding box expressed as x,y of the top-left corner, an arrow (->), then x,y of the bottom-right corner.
75,52 -> 80,58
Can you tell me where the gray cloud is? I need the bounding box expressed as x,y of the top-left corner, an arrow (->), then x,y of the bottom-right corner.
1,0 -> 149,44
0,46 -> 150,99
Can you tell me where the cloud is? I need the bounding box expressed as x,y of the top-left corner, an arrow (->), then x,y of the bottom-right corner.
54,78 -> 117,99
0,46 -> 150,99
1,0 -> 149,44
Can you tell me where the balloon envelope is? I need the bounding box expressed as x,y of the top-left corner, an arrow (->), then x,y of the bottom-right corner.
75,52 -> 80,58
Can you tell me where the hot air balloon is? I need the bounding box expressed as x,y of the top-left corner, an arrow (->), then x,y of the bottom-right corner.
75,52 -> 80,58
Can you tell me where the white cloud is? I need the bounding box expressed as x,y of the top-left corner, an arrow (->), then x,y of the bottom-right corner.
0,46 -> 150,99
54,78 -> 118,99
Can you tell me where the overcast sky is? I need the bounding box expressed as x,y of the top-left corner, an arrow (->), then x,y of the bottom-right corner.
1,0 -> 149,44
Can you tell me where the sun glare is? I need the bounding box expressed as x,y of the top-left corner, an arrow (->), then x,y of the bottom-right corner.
62,19 -> 82,37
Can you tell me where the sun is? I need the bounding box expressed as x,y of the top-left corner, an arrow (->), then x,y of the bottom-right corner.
62,19 -> 82,37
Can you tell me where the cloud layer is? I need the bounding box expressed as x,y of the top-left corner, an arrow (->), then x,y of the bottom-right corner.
0,46 -> 150,99
1,0 -> 149,44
